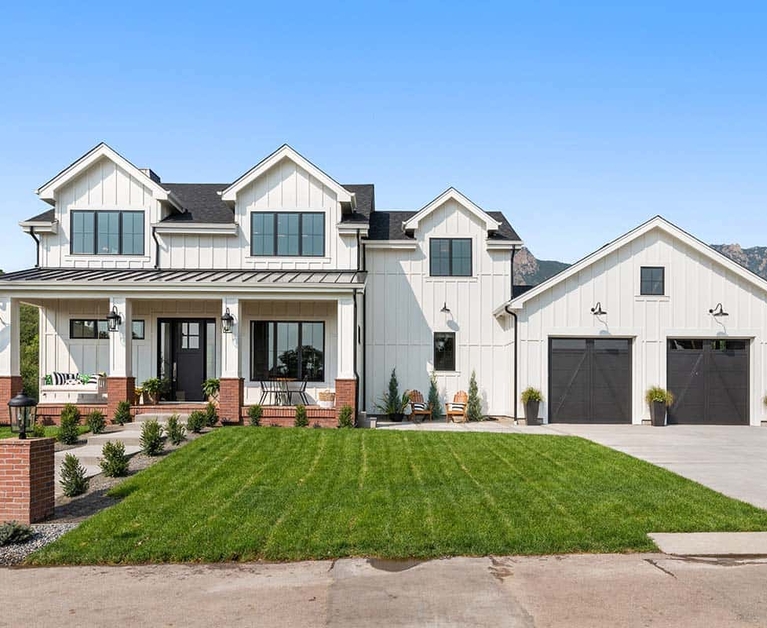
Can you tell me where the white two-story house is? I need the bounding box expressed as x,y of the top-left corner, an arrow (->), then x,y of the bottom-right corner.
2,142 -> 767,428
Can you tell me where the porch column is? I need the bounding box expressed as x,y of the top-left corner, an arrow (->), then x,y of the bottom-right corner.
0,296 -> 23,411
336,296 -> 357,417
220,297 -> 243,424
107,297 -> 134,419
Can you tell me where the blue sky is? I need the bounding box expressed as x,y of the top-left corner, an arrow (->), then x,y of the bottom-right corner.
0,1 -> 765,270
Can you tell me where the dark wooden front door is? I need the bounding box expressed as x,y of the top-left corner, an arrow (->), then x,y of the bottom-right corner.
549,338 -> 632,424
158,319 -> 213,402
667,339 -> 749,425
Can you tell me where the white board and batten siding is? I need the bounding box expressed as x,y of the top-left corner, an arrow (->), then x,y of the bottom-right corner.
365,198 -> 514,416
158,157 -> 359,270
516,226 -> 767,425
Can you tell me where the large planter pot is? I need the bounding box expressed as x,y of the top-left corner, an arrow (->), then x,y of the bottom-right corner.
143,391 -> 159,406
524,401 -> 541,425
388,412 -> 404,423
650,401 -> 667,427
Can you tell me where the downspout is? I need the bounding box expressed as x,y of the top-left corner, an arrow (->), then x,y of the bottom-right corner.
360,236 -> 367,412
152,226 -> 161,269
353,287 -> 360,415
506,245 -> 519,421
27,227 -> 41,268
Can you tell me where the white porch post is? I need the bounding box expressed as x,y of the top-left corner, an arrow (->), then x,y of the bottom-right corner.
108,297 -> 132,378
337,296 -> 356,381
0,296 -> 20,379
221,297 -> 241,378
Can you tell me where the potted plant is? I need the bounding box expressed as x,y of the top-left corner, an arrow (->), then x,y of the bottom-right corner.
202,378 -> 220,404
521,387 -> 543,425
318,389 -> 335,409
134,386 -> 143,405
646,386 -> 673,426
141,377 -> 166,405
375,368 -> 404,421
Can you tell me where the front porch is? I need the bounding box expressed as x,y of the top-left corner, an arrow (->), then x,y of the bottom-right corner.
0,268 -> 363,426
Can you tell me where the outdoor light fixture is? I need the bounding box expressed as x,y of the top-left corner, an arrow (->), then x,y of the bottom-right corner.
221,307 -> 235,333
591,302 -> 607,316
709,303 -> 729,317
8,391 -> 37,440
106,305 -> 122,332
440,302 -> 451,314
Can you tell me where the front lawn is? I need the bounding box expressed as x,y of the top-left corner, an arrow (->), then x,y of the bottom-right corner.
29,428 -> 767,564
0,425 -> 89,439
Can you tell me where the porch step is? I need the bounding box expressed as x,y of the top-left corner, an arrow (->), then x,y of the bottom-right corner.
86,431 -> 144,447
130,413 -> 190,425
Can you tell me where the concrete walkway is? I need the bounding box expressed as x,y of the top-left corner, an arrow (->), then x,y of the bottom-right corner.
4,554 -> 767,627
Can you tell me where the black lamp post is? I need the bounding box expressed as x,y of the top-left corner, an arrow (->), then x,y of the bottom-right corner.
8,391 -> 38,440
221,308 -> 235,333
106,305 -> 122,332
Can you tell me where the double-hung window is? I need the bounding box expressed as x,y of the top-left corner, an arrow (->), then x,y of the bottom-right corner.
71,211 -> 145,255
430,238 -> 472,276
251,212 -> 325,257
251,321 -> 325,381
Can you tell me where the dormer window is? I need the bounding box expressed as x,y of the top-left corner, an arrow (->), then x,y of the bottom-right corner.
251,212 -> 324,257
71,210 -> 144,255
430,238 -> 472,277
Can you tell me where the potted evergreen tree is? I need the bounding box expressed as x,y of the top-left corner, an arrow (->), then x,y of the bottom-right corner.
376,368 -> 405,421
521,387 -> 543,425
646,386 -> 673,426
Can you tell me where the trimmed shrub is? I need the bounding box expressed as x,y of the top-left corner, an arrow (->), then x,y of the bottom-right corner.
521,387 -> 544,404
100,441 -> 129,477
166,413 -> 186,445
58,404 -> 81,445
427,371 -> 443,421
337,404 -> 354,428
294,404 -> 308,427
140,419 -> 165,456
86,410 -> 107,435
466,370 -> 483,422
0,521 -> 34,546
60,453 -> 89,497
113,400 -> 132,425
31,421 -> 46,438
186,410 -> 207,434
204,402 -> 218,427
248,405 -> 263,427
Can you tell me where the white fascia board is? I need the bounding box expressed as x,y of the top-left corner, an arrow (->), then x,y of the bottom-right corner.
402,187 -> 502,233
221,144 -> 353,205
337,222 -> 369,236
152,222 -> 238,236
19,220 -> 58,234
494,215 -> 767,317
362,240 -> 418,249
486,239 -> 524,250
36,143 -> 182,210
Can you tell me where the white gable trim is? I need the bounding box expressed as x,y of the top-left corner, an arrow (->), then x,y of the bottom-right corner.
495,215 -> 767,316
220,144 -> 353,205
402,187 -> 502,233
36,143 -> 181,209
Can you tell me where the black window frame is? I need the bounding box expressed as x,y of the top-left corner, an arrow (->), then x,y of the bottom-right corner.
640,266 -> 665,296
70,318 -> 145,340
70,210 -> 145,256
250,211 -> 325,257
433,331 -> 456,372
429,238 -> 473,277
132,320 -> 146,340
249,320 -> 326,382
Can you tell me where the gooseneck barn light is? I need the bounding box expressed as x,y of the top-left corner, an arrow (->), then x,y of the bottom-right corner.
709,303 -> 729,317
590,302 -> 607,316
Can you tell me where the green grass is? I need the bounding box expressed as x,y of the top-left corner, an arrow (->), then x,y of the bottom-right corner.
0,425 -> 89,439
28,428 -> 767,565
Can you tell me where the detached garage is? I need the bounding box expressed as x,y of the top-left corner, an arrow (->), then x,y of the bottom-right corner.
498,216 -> 767,426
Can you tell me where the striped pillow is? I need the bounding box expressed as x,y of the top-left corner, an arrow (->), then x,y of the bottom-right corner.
411,402 -> 427,411
449,402 -> 465,411
52,372 -> 78,385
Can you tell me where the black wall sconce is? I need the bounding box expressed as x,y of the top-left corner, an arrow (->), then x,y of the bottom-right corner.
221,307 -> 235,333
106,305 -> 122,332
591,302 -> 607,316
709,303 -> 729,317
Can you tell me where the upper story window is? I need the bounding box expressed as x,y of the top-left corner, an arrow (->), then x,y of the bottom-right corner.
430,238 -> 472,277
250,212 -> 325,257
71,211 -> 145,255
640,266 -> 665,295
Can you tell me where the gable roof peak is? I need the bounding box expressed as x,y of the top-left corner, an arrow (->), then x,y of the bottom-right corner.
402,187 -> 502,233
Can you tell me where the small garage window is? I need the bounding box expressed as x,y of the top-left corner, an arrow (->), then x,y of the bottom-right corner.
640,267 -> 665,295
434,332 -> 456,371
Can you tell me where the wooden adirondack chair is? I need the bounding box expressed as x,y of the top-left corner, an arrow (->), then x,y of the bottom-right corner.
407,390 -> 432,423
446,391 -> 468,423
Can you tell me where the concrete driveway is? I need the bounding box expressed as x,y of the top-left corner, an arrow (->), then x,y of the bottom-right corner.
546,424 -> 767,509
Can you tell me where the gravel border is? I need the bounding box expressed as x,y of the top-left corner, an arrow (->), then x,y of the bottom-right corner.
0,523 -> 79,566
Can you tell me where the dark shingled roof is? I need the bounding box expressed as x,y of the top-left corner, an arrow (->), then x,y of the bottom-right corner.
24,208 -> 55,222
367,210 -> 520,241
161,183 -> 232,223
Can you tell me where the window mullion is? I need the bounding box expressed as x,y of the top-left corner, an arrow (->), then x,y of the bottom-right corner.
298,214 -> 303,256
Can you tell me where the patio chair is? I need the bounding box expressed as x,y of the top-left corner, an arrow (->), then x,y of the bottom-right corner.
407,390 -> 432,423
290,375 -> 309,405
446,391 -> 468,423
259,380 -> 282,405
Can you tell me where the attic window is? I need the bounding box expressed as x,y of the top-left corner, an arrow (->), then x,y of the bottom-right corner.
640,267 -> 665,296
430,238 -> 472,277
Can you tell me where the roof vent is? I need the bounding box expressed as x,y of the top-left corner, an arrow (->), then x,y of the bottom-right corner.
140,169 -> 161,184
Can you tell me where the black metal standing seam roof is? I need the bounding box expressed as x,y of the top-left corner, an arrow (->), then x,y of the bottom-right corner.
0,267 -> 366,286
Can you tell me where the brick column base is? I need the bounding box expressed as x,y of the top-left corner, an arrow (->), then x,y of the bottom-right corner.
335,378 -> 357,422
0,437 -> 55,523
219,378 -> 244,425
0,376 -> 24,424
107,377 -> 136,422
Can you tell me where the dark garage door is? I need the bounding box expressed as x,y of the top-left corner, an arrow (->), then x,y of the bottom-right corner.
667,339 -> 749,425
549,338 -> 632,424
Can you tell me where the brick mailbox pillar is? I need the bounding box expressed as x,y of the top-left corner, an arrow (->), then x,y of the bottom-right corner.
335,378 -> 357,419
0,438 -> 55,524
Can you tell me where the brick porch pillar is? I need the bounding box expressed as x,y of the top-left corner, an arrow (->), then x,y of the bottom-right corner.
219,378 -> 244,424
107,377 -> 135,421
0,437 -> 55,524
335,378 -> 357,419
0,376 -> 24,423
